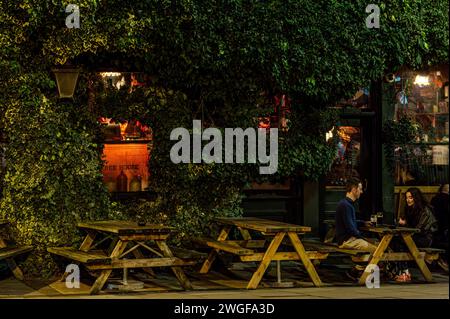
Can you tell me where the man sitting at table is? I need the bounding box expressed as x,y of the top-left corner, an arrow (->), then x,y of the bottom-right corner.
335,177 -> 377,252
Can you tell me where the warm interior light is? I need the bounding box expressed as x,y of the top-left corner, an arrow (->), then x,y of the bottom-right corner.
326,127 -> 335,141
99,72 -> 126,89
102,144 -> 150,192
100,72 -> 122,77
413,75 -> 430,87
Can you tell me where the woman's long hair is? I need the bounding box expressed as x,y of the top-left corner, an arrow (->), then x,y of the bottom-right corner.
405,187 -> 428,211
404,187 -> 430,225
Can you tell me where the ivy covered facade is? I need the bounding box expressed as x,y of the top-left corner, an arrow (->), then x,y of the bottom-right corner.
0,1 -> 448,276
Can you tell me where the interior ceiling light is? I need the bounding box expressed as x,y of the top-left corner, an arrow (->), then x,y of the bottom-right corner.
413,75 -> 430,87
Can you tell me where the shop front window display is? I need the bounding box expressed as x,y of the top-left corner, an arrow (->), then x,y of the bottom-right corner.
392,66 -> 449,186
99,117 -> 152,193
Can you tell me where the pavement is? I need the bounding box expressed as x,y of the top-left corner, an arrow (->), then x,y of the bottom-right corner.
1,258 -> 449,299
0,273 -> 448,299
40,282 -> 450,299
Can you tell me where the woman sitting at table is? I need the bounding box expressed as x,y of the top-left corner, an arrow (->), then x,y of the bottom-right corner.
399,188 -> 438,247
392,187 -> 438,282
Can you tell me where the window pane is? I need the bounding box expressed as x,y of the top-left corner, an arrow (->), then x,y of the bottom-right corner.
326,126 -> 361,186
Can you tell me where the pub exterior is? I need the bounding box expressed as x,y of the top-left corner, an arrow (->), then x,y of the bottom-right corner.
0,1 -> 448,297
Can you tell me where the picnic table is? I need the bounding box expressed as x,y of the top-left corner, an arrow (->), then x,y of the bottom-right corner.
48,220 -> 194,294
197,217 -> 326,289
319,220 -> 443,284
356,225 -> 440,285
0,219 -> 33,281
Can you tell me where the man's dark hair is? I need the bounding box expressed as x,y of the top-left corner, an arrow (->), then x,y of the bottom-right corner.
345,177 -> 361,193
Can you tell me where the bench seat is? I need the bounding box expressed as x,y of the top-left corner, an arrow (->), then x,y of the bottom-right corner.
192,238 -> 255,255
0,246 -> 33,260
47,247 -> 111,265
302,240 -> 373,255
85,257 -> 198,270
169,246 -> 207,260
419,248 -> 445,261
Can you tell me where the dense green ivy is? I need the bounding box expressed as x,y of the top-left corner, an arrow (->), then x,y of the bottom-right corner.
0,0 -> 448,276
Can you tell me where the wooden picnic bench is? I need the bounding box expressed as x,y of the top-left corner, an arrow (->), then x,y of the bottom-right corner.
197,217 -> 327,289
322,219 -> 443,257
356,225 -> 444,285
0,220 -> 33,281
318,220 -> 444,284
48,220 -> 196,294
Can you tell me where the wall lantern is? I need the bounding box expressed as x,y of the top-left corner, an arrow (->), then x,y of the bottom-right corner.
52,67 -> 81,98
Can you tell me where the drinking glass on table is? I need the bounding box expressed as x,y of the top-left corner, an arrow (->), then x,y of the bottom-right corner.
370,214 -> 377,226
376,211 -> 384,226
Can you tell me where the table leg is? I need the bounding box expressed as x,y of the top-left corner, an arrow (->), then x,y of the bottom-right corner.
287,232 -> 322,287
156,241 -> 193,290
238,227 -> 252,241
0,238 -> 25,281
199,225 -> 232,274
247,232 -> 285,289
89,240 -> 128,295
5,259 -> 24,281
401,233 -> 433,282
323,226 -> 336,244
132,248 -> 156,277
358,234 -> 393,285
79,230 -> 97,252
107,237 -> 119,256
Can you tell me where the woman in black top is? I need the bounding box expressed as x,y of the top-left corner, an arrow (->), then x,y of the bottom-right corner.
392,187 -> 438,282
399,187 -> 438,247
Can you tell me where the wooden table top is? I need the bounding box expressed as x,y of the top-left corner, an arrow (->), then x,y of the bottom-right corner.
77,221 -> 174,236
360,225 -> 420,234
214,217 -> 311,233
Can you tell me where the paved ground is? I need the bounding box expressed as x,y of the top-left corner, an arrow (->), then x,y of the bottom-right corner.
42,282 -> 450,299
1,259 -> 448,299
0,273 -> 448,299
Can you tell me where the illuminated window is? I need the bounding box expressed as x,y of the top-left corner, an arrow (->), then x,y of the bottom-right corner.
325,126 -> 361,186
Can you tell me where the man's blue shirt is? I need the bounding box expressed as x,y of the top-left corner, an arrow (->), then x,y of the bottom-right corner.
335,196 -> 363,245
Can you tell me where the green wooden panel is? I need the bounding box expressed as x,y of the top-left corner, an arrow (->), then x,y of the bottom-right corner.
381,82 -> 395,224
242,198 -> 287,222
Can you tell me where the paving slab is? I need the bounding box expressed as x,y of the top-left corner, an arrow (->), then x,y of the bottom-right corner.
0,271 -> 447,299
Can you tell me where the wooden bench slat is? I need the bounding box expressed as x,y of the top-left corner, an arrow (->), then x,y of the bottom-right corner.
419,248 -> 444,262
86,257 -> 197,270
286,239 -> 367,255
226,240 -> 266,249
169,246 -> 207,260
77,221 -> 173,236
296,240 -> 338,253
351,252 -> 439,262
352,252 -> 427,263
0,246 -> 33,260
213,217 -> 311,233
321,242 -> 373,255
419,247 -> 445,253
192,238 -> 255,255
47,247 -> 111,264
239,251 -> 329,262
